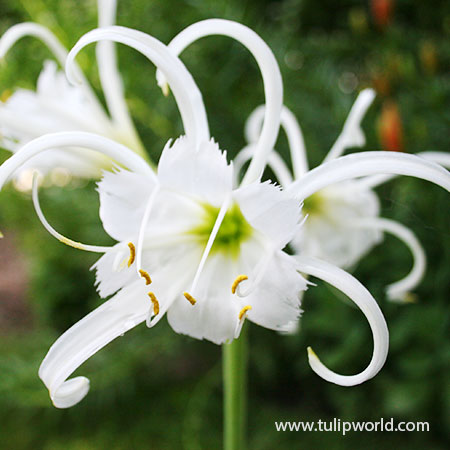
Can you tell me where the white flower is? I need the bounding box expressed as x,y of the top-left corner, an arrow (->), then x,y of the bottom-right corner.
238,91 -> 450,302
1,21 -> 449,409
0,0 -> 145,188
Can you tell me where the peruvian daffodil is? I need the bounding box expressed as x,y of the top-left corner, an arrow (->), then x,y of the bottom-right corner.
0,0 -> 145,187
238,91 -> 450,302
0,21 -> 449,410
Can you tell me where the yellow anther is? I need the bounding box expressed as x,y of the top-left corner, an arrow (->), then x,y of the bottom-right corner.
183,292 -> 197,305
231,275 -> 248,294
0,230 -> 3,238
1,89 -> 12,103
139,269 -> 152,285
127,242 -> 136,267
148,292 -> 159,316
238,305 -> 252,321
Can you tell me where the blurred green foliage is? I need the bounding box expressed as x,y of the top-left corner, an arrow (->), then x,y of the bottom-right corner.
0,0 -> 449,448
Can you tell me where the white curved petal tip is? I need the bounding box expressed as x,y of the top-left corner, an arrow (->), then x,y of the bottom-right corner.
386,290 -> 418,304
162,82 -> 170,97
50,376 -> 90,409
307,346 -> 369,387
155,67 -> 169,96
296,256 -> 388,387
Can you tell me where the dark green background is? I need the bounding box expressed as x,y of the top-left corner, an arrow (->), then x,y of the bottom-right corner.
0,0 -> 449,448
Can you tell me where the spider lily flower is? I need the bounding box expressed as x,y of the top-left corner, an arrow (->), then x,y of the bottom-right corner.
239,93 -> 450,302
0,22 -> 410,407
0,0 -> 145,187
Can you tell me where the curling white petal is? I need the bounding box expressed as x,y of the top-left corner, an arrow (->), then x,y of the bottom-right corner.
357,151 -> 450,189
233,145 -> 293,188
156,19 -> 282,185
419,151 -> 450,169
38,280 -> 149,408
352,218 -> 426,302
244,105 -> 308,177
244,104 -> 265,144
287,152 -> 450,200
95,1 -> 143,154
66,26 -> 209,148
32,173 -> 112,252
0,131 -> 154,191
281,106 -> 309,177
0,22 -> 67,65
295,255 -> 389,386
323,88 -> 376,163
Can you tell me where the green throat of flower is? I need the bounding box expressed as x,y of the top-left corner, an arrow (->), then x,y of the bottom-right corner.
302,192 -> 325,216
189,202 -> 253,258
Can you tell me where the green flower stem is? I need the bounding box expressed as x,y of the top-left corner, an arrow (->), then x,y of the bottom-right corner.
223,325 -> 248,450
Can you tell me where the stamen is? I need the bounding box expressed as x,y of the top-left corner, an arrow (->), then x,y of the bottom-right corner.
136,185 -> 160,275
239,305 -> 252,321
127,242 -> 135,267
231,275 -> 248,294
31,173 -> 112,253
188,195 -> 231,297
148,292 -> 159,316
139,269 -> 152,285
183,292 -> 197,305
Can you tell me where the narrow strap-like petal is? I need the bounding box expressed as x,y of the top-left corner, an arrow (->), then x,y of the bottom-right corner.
295,255 -> 389,386
356,151 -> 450,189
287,152 -> 450,199
0,131 -> 155,191
66,26 -> 210,149
244,105 -> 308,177
95,1 -> 144,156
156,19 -> 283,185
352,218 -> 426,302
39,281 -> 149,408
0,22 -> 67,65
323,88 -> 376,163
233,145 -> 293,187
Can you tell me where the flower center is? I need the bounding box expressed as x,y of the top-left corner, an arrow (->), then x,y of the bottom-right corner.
189,202 -> 253,258
302,192 -> 325,216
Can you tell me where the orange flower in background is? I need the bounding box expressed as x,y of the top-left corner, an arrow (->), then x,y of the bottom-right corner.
371,0 -> 394,28
378,100 -> 403,152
